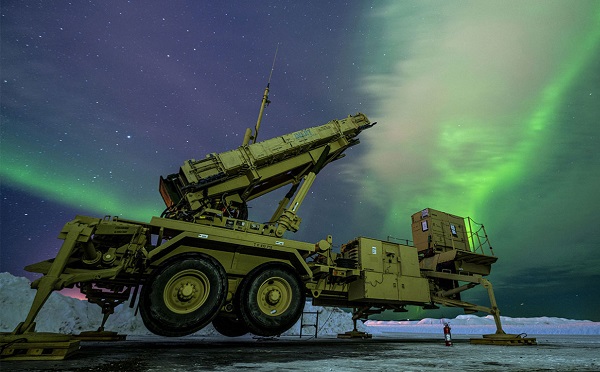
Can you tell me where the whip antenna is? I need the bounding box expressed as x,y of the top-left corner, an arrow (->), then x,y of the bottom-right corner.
267,43 -> 279,85
250,44 -> 279,144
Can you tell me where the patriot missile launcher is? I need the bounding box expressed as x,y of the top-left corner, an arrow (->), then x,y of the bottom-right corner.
1,86 -> 534,361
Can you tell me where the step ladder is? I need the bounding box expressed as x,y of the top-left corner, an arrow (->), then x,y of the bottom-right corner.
299,311 -> 320,338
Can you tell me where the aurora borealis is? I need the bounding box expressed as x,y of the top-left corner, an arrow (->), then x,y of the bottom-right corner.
2,1 -> 599,320
353,2 -> 600,320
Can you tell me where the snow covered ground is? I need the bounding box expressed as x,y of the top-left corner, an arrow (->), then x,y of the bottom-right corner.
367,315 -> 600,336
1,272 -> 599,337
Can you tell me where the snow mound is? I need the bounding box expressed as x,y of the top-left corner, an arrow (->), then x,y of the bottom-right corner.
0,272 -> 363,336
367,314 -> 600,335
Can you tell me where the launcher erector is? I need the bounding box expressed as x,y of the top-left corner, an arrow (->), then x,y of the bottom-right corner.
159,113 -> 375,236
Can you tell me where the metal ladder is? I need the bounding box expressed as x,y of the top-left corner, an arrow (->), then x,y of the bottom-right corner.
299,311 -> 320,338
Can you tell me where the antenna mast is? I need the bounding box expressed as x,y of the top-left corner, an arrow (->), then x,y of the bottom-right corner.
243,44 -> 279,146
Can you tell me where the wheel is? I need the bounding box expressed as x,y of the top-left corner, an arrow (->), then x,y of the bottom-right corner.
212,315 -> 250,337
237,264 -> 305,336
139,254 -> 227,337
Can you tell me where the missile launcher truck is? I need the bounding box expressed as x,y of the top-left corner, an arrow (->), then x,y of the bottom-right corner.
1,87 -> 535,360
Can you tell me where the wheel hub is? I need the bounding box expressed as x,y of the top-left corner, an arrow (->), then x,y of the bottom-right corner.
163,269 -> 210,314
178,283 -> 195,301
266,288 -> 281,305
257,277 -> 292,316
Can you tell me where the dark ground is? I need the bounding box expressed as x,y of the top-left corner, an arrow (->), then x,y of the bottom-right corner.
2,334 -> 599,371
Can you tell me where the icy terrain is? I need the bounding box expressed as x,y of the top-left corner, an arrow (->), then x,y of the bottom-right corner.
1,272 -> 599,336
367,315 -> 600,335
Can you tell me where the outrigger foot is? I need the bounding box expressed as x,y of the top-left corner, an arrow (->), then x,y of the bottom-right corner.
73,330 -> 127,342
0,332 -> 80,361
337,314 -> 372,339
470,333 -> 537,346
337,330 -> 372,339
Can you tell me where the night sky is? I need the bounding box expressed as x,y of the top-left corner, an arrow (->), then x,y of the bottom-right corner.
2,2 -> 599,321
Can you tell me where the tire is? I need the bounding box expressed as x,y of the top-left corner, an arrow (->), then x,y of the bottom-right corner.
237,263 -> 305,336
212,315 -> 250,337
140,254 -> 227,337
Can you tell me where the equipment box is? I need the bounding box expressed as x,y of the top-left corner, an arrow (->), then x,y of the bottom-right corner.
411,208 -> 470,252
348,237 -> 431,304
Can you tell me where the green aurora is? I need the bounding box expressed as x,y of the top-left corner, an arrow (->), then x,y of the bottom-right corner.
353,1 -> 600,319
357,1 -> 600,233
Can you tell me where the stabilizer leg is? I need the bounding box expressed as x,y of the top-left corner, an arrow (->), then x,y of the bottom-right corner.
337,307 -> 372,339
425,272 -> 537,346
74,303 -> 126,341
469,278 -> 537,346
0,224 -> 85,360
12,224 -> 84,335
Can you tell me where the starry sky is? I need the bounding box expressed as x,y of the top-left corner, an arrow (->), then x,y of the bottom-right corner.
2,1 -> 599,321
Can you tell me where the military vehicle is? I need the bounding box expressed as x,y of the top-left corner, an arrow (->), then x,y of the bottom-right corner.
1,83 -> 535,360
